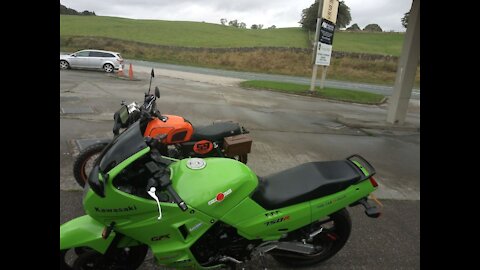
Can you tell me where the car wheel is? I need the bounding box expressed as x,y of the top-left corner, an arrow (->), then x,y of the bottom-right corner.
60,60 -> 70,70
103,63 -> 114,73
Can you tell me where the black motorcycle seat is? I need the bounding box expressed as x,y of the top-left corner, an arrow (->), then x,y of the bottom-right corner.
191,122 -> 242,141
252,161 -> 362,210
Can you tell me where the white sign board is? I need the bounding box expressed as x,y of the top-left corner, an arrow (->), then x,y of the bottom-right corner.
315,42 -> 332,66
322,0 -> 339,23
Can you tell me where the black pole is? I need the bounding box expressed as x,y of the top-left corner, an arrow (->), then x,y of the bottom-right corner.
148,68 -> 155,95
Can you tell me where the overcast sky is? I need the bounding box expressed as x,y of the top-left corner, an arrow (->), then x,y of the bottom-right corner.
61,0 -> 412,32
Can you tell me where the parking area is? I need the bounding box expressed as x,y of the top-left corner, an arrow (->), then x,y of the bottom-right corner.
60,68 -> 420,269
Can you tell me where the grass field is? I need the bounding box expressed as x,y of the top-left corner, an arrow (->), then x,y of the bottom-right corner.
240,80 -> 386,104
60,15 -> 405,56
60,15 -> 419,87
60,15 -> 310,49
330,32 -> 404,56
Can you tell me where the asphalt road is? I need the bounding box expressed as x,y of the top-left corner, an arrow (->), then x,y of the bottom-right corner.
60,69 -> 419,269
127,59 -> 421,99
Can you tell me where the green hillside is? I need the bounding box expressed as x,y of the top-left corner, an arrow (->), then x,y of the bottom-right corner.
60,15 -> 404,56
60,15 -> 310,49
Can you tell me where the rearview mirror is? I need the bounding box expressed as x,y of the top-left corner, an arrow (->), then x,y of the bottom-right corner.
155,86 -> 160,98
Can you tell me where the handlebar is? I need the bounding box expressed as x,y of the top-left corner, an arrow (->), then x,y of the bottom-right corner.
145,161 -> 188,212
111,92 -> 161,136
166,184 -> 188,211
155,172 -> 188,212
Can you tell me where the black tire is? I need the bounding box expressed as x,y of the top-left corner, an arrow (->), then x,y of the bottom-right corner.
61,250 -> 73,270
73,142 -> 109,187
73,245 -> 148,270
60,60 -> 70,70
103,63 -> 114,73
271,208 -> 352,267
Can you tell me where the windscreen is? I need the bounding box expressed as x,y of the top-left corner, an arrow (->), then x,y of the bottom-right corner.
98,121 -> 148,173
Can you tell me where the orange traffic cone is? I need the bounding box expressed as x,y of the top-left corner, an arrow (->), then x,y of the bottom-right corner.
128,63 -> 134,80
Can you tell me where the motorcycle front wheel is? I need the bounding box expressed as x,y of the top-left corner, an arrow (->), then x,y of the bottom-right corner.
72,245 -> 148,270
73,142 -> 109,187
270,208 -> 352,267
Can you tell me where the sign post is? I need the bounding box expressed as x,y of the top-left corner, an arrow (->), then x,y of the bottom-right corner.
309,0 -> 339,93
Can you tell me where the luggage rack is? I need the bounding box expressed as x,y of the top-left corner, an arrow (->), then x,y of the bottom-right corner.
347,154 -> 376,181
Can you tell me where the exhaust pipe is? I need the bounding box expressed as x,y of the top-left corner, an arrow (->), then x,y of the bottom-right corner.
255,241 -> 316,255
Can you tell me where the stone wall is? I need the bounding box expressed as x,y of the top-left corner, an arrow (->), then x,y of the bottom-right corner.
61,36 -> 398,61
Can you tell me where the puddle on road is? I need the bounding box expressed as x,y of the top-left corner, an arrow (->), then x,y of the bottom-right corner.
60,106 -> 94,114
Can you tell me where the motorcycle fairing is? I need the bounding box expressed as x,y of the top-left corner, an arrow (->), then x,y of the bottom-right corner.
60,215 -> 116,253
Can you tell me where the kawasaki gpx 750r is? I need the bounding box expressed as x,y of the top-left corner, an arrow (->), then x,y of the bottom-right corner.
60,121 -> 381,269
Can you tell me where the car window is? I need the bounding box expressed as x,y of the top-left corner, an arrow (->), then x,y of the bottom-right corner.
89,51 -> 104,57
116,54 -> 123,59
76,51 -> 90,57
101,52 -> 114,57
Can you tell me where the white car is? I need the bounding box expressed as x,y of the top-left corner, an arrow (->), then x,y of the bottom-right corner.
60,49 -> 124,73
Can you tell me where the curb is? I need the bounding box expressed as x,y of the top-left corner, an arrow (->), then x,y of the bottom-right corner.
106,74 -> 142,81
337,116 -> 420,132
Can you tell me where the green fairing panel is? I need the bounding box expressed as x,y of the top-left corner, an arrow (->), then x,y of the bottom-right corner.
310,179 -> 375,220
222,178 -> 376,241
60,215 -> 116,253
84,157 -> 220,267
170,158 -> 258,220
222,198 -> 311,241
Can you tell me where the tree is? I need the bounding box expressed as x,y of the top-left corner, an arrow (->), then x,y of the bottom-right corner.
228,20 -> 239,27
300,0 -> 351,31
363,23 -> 382,32
401,11 -> 410,29
60,4 -> 95,16
220,18 -> 227,26
251,24 -> 258,29
336,1 -> 351,29
268,25 -> 277,29
258,24 -> 263,29
239,22 -> 247,29
346,23 -> 360,31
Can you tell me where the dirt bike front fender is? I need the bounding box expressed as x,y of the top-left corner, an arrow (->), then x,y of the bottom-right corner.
60,215 -> 115,254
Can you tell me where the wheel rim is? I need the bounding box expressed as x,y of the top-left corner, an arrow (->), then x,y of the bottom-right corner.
104,64 -> 113,73
60,61 -> 69,69
60,250 -> 73,270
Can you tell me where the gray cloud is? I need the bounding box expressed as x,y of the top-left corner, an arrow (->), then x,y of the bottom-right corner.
61,0 -> 412,31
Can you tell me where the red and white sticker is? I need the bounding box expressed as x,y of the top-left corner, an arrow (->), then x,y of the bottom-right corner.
193,140 -> 213,154
208,189 -> 232,205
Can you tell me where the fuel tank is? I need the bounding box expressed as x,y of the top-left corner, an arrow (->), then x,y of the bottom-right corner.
170,158 -> 258,219
144,114 -> 194,144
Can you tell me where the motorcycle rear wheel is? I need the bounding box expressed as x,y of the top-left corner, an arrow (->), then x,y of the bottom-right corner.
73,142 -> 109,187
271,208 -> 352,267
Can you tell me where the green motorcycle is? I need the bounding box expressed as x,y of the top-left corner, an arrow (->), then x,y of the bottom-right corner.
60,120 -> 381,269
